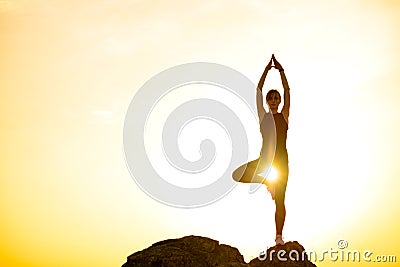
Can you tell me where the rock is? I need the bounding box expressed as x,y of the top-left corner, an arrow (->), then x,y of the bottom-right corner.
122,235 -> 316,267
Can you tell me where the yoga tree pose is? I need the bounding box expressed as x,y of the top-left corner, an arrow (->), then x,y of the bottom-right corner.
232,54 -> 290,245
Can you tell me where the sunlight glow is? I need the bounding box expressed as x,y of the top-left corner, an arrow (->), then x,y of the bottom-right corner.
264,166 -> 278,183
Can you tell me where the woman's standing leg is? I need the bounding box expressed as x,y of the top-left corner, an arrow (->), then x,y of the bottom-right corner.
274,177 -> 287,236
274,161 -> 288,238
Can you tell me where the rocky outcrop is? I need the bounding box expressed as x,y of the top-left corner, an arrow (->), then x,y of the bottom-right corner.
122,235 -> 316,267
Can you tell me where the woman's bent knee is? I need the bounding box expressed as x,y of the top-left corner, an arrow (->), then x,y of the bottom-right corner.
232,167 -> 243,182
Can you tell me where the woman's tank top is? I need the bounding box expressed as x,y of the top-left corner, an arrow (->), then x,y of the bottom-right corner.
260,113 -> 288,163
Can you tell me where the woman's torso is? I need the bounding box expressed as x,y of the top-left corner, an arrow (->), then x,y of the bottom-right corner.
260,113 -> 288,164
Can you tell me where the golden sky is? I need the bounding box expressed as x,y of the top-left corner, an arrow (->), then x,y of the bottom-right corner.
1,0 -> 400,266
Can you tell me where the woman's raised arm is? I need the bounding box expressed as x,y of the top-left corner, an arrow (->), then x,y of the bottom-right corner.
273,55 -> 290,123
256,57 -> 273,122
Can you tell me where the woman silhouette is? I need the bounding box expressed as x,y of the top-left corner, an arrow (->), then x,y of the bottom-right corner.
232,54 -> 290,245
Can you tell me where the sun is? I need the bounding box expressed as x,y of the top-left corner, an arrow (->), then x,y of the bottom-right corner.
266,167 -> 278,182
259,166 -> 278,183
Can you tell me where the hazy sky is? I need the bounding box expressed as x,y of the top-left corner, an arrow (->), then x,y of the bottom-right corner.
1,1 -> 400,266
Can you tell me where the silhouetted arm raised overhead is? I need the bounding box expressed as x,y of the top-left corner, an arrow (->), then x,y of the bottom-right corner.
273,55 -> 290,124
256,57 -> 273,123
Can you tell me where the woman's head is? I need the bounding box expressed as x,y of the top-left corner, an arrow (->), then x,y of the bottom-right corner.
266,89 -> 281,110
